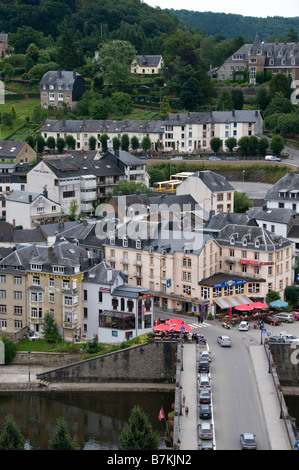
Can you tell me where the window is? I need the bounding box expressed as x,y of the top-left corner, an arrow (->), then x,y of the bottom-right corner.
63,190 -> 75,198
248,283 -> 260,293
0,290 -> 6,298
14,291 -> 22,299
0,275 -> 6,283
30,264 -> 42,271
0,305 -> 6,313
14,276 -> 22,284
183,285 -> 191,295
64,296 -> 73,306
32,276 -> 40,286
14,306 -> 22,315
53,266 -> 64,274
136,239 -> 141,249
31,292 -> 43,302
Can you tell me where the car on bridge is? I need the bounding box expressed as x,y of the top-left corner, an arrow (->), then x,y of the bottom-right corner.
199,389 -> 211,404
200,350 -> 211,362
199,404 -> 212,419
198,360 -> 210,373
240,432 -> 257,450
199,422 -> 213,440
217,335 -> 231,347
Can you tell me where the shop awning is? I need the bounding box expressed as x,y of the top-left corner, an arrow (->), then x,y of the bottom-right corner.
214,295 -> 252,310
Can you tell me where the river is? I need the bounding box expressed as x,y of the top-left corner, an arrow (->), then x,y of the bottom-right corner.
0,391 -> 174,450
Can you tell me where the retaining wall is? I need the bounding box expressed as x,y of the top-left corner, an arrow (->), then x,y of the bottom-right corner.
36,340 -> 177,384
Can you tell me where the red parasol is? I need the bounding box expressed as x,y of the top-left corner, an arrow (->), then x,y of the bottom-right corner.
153,324 -> 171,332
250,302 -> 268,309
234,304 -> 254,311
166,318 -> 186,326
171,324 -> 192,332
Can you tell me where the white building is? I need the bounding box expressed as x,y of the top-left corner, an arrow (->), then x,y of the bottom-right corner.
83,261 -> 154,343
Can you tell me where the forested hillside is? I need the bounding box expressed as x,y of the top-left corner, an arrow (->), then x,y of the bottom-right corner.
169,10 -> 299,40
0,0 -> 188,54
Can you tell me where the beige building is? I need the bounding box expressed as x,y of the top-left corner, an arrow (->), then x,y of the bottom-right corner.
0,141 -> 36,163
39,71 -> 86,110
0,242 -> 98,340
177,170 -> 235,215
131,55 -> 163,74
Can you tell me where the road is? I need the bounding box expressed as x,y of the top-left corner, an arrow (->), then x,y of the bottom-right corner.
158,312 -> 271,450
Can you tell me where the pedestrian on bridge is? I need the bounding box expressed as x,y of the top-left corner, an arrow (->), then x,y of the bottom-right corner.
185,406 -> 189,417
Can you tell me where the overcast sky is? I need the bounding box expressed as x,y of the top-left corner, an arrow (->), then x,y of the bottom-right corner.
144,0 -> 299,18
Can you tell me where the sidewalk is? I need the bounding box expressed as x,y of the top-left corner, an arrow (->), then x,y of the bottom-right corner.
178,343 -> 198,450
249,345 -> 292,450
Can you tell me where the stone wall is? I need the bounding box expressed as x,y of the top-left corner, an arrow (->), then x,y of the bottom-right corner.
269,343 -> 299,386
37,340 -> 177,384
12,351 -> 84,367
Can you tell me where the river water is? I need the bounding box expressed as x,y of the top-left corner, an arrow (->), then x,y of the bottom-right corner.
0,391 -> 174,450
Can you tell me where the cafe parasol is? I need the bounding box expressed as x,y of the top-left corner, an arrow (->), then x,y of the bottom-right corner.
250,302 -> 268,309
152,323 -> 172,332
234,304 -> 254,311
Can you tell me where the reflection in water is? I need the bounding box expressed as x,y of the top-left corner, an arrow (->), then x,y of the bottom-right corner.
0,391 -> 174,450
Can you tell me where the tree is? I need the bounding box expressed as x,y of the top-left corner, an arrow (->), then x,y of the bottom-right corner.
217,89 -> 234,111
56,28 -> 85,70
100,134 -> 109,153
121,134 -> 130,151
179,76 -> 203,110
34,134 -> 45,153
270,135 -> 285,156
233,191 -> 253,213
43,311 -> 61,344
56,137 -> 65,154
90,99 -> 109,120
248,136 -> 259,156
159,96 -> 171,120
65,135 -> 76,150
285,286 -> 299,304
88,136 -> 97,150
46,136 -> 56,151
113,181 -> 151,196
225,137 -> 237,153
231,89 -> 244,110
141,136 -> 151,153
110,92 -> 132,116
113,137 -> 121,151
49,418 -> 77,450
119,405 -> 159,450
266,290 -> 280,304
257,137 -> 269,156
269,72 -> 290,99
69,199 -> 79,221
210,137 -> 222,154
238,136 -> 250,156
255,86 -> 269,110
131,136 -> 139,153
97,40 -> 136,89
0,415 -> 25,450
1,334 -> 17,364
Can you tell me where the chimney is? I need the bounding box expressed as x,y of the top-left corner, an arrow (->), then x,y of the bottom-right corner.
43,185 -> 48,199
28,195 -> 32,203
48,246 -> 54,259
73,71 -> 77,79
107,268 -> 113,282
57,70 -> 62,78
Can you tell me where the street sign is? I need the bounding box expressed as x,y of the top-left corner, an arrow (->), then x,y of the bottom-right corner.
262,328 -> 266,333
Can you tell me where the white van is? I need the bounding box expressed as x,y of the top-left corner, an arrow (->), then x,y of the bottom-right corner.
265,155 -> 281,162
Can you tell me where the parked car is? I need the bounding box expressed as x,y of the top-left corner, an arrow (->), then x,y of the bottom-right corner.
290,311 -> 299,320
274,312 -> 295,323
265,155 -> 281,162
198,373 -> 211,390
199,422 -> 213,440
170,156 -> 183,161
240,432 -> 257,450
261,315 -> 281,326
279,332 -> 299,342
199,404 -> 212,419
198,360 -> 210,373
267,336 -> 290,343
200,350 -> 211,362
217,335 -> 231,347
208,156 -> 221,161
199,390 -> 211,404
199,442 -> 214,450
226,156 -> 238,161
239,321 -> 250,331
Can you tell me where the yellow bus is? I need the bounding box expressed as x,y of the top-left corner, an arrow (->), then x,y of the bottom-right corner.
170,172 -> 195,181
152,180 -> 182,193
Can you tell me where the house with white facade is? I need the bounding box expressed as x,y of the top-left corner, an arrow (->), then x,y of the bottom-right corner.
265,172 -> 299,213
83,261 -> 154,343
131,55 -> 163,74
5,190 -> 61,229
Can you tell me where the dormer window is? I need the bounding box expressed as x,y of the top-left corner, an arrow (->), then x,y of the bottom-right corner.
255,240 -> 260,248
230,237 -> 235,245
53,265 -> 64,274
30,263 -> 42,271
242,238 -> 247,247
123,237 -> 128,248
110,236 -> 115,246
136,239 -> 141,249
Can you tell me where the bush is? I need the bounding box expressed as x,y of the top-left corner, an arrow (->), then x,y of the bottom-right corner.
1,334 -> 17,364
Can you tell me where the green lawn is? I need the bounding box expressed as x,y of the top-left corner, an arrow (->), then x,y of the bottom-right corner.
0,97 -> 41,139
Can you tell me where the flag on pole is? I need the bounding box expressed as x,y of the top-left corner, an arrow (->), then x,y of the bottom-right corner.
158,407 -> 165,421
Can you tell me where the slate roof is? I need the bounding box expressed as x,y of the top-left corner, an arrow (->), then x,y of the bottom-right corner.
43,154 -> 124,178
12,228 -> 48,244
103,150 -> 145,166
40,119 -> 165,135
84,260 -> 121,285
216,224 -> 292,251
135,55 -> 162,67
0,141 -> 29,158
0,221 -> 14,243
247,207 -> 298,224
265,172 -> 299,201
207,212 -> 258,231
39,71 -> 82,90
189,170 -> 235,192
